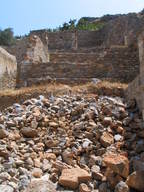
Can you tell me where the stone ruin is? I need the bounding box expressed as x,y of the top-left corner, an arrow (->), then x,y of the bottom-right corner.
0,13 -> 144,192
3,11 -> 144,89
1,12 -> 144,114
5,12 -> 144,88
127,31 -> 144,118
8,30 -> 139,88
0,47 -> 17,78
0,47 -> 17,89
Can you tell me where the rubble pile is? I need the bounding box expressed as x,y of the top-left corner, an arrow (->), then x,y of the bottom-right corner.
0,94 -> 143,192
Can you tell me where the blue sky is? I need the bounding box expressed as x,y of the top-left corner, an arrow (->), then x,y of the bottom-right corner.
0,0 -> 144,35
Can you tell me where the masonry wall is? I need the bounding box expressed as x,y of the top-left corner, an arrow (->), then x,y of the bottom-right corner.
4,29 -> 140,88
126,31 -> 144,115
17,46 -> 139,87
78,30 -> 104,48
31,30 -> 104,51
101,13 -> 144,47
0,47 -> 17,78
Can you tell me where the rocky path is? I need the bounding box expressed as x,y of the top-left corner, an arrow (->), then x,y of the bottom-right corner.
0,94 -> 143,192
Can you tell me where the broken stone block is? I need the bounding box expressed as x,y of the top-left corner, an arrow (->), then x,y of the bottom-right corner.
100,132 -> 114,147
59,168 -> 91,189
103,153 -> 129,178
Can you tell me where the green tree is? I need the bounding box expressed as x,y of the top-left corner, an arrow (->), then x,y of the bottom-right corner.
0,28 -> 16,46
68,19 -> 76,30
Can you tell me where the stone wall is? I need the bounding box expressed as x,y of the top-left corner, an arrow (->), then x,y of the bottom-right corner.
0,47 -> 17,78
77,30 -> 104,48
5,12 -> 144,88
17,43 -> 139,87
102,13 -> 144,47
31,30 -> 104,51
31,13 -> 144,49
126,31 -> 144,117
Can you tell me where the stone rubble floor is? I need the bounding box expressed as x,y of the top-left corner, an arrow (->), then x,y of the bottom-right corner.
0,93 -> 143,192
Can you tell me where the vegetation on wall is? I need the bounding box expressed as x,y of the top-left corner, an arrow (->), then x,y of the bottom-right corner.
0,28 -> 16,46
76,18 -> 105,31
46,18 -> 106,32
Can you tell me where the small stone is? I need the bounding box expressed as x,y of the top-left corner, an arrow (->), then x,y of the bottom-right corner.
45,153 -> 56,161
105,168 -> 123,188
49,172 -> 58,183
99,182 -> 108,192
133,159 -> 144,171
102,117 -> 112,126
0,185 -> 14,192
49,122 -> 59,128
42,159 -> 51,172
100,132 -> 114,147
62,150 -> 74,165
79,183 -> 91,192
93,172 -> 103,181
25,179 -> 56,192
15,159 -> 24,166
0,128 -> 8,139
82,139 -> 92,149
126,171 -> 144,191
114,134 -> 123,142
0,172 -> 11,181
21,127 -> 37,138
115,181 -> 129,192
6,121 -> 16,128
117,126 -> 124,134
91,165 -> 103,180
31,120 -> 38,129
32,168 -> 43,178
8,182 -> 18,190
89,155 -> 102,167
91,165 -> 100,173
34,159 -> 41,168
19,175 -> 30,189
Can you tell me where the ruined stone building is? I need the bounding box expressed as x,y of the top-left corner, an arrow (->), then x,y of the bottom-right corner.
5,12 -> 144,88
2,11 -> 144,92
